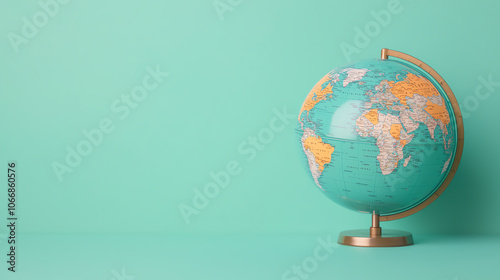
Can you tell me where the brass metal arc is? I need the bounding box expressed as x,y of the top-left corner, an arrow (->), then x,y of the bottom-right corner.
379,48 -> 464,222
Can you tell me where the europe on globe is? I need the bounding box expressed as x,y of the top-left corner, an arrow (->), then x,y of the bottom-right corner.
297,49 -> 463,246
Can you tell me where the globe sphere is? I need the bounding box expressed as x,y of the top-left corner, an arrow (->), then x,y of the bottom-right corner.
297,58 -> 458,215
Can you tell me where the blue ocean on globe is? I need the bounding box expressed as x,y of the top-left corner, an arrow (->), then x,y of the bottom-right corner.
297,59 -> 458,215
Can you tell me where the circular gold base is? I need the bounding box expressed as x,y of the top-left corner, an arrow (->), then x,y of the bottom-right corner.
338,229 -> 414,247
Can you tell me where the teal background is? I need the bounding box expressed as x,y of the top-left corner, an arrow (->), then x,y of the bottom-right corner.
1,0 -> 499,279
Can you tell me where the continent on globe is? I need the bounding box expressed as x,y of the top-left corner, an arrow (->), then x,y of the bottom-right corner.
356,72 -> 453,175
300,128 -> 335,190
342,68 -> 369,87
357,111 -> 414,175
298,73 -> 335,121
298,67 -> 369,123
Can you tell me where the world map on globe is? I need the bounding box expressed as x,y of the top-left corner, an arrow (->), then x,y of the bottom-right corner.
297,59 -> 458,215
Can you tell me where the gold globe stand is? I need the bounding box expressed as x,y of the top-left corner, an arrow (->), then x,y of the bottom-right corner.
338,48 -> 464,247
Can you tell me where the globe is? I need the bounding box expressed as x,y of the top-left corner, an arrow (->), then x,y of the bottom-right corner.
296,49 -> 463,246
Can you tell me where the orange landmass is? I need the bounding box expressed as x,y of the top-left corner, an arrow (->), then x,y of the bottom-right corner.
298,74 -> 333,120
390,124 -> 402,140
365,109 -> 379,125
388,73 -> 439,105
424,99 -> 450,125
303,136 -> 335,173
400,139 -> 407,147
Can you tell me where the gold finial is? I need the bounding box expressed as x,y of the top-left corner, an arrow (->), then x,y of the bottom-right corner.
381,48 -> 389,59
